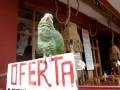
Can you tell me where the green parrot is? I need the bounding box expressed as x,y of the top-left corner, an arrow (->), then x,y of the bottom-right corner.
36,13 -> 64,58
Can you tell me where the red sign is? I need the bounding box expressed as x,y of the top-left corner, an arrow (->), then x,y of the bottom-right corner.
7,53 -> 78,90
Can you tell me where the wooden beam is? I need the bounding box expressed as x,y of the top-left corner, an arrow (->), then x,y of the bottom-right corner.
32,9 -> 36,59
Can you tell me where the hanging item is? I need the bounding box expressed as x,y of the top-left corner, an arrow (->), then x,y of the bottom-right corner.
62,22 -> 83,53
17,23 -> 29,56
109,31 -> 120,75
75,0 -> 80,16
55,0 -> 71,27
89,20 -> 98,38
106,15 -> 120,74
82,29 -> 94,70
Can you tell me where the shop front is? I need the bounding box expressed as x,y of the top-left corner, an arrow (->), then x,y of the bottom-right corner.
0,0 -> 120,90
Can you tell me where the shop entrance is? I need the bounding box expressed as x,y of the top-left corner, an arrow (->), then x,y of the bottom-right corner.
98,34 -> 111,75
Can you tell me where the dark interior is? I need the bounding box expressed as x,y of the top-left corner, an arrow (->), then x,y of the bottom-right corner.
98,34 -> 111,74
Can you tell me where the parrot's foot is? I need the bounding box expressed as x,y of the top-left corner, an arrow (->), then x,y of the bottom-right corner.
43,54 -> 47,65
49,54 -> 53,63
43,56 -> 52,64
43,54 -> 52,64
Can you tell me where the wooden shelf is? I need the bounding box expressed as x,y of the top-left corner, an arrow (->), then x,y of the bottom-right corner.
97,75 -> 120,85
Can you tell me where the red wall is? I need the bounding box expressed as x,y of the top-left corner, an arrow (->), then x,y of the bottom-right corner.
0,0 -> 19,89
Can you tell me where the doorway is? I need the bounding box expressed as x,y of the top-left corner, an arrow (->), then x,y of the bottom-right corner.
98,34 -> 111,74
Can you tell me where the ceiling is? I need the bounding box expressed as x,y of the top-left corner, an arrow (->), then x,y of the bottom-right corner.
59,0 -> 120,33
100,0 -> 120,20
108,0 -> 120,13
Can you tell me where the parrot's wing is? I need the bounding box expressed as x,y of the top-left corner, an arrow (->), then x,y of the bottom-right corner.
53,30 -> 64,53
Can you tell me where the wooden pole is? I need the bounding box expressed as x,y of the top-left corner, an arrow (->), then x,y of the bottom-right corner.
32,9 -> 36,59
